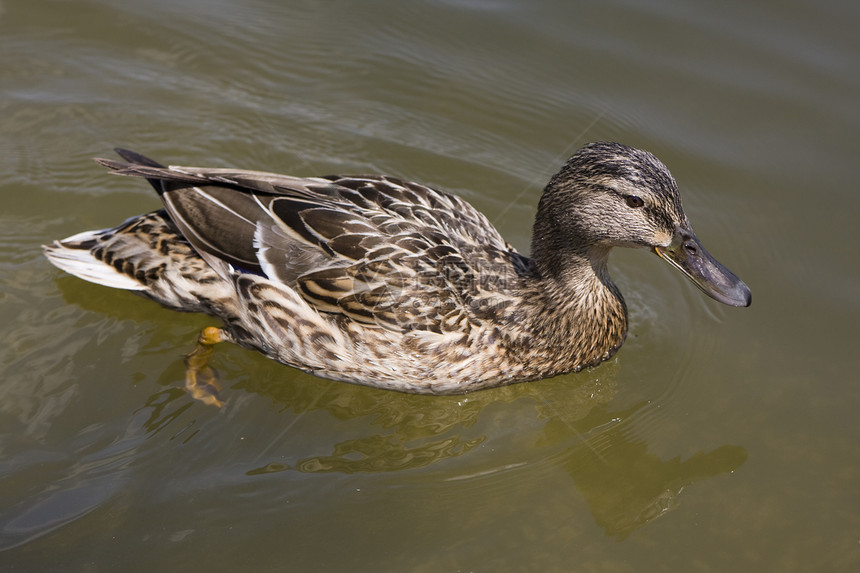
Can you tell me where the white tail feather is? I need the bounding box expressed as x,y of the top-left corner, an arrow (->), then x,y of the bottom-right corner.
43,235 -> 147,291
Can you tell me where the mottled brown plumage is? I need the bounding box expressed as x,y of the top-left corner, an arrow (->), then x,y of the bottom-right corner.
43,143 -> 750,395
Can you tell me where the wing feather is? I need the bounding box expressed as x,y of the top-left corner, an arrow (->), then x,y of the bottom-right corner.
97,151 -> 526,334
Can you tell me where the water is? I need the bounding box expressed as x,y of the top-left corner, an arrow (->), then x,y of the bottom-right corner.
1,0 -> 858,571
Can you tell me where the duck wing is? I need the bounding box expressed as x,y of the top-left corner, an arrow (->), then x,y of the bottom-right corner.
96,149 -> 525,333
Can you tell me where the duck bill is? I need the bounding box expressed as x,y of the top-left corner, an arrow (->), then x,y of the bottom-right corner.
653,226 -> 751,307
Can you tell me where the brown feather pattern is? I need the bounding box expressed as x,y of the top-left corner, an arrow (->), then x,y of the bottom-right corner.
43,143 -> 750,394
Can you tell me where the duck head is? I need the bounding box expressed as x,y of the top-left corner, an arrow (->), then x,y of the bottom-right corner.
534,142 -> 751,307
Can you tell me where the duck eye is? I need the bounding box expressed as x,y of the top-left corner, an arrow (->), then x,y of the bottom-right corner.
625,195 -> 644,208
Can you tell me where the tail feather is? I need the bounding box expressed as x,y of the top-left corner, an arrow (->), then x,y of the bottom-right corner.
43,231 -> 147,291
44,211 -> 230,313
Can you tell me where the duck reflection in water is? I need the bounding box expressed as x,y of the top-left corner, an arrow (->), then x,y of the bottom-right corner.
134,358 -> 746,540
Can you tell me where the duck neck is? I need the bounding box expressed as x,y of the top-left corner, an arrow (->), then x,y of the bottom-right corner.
521,240 -> 628,373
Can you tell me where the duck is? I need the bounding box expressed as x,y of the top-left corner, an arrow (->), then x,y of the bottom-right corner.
43,142 -> 751,398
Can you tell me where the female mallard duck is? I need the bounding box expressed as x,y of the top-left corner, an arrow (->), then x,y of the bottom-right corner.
44,143 -> 750,396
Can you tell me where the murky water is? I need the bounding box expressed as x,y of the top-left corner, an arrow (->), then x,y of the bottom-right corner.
1,0 -> 858,571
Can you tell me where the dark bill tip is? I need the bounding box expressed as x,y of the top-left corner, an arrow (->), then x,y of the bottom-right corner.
654,230 -> 751,307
